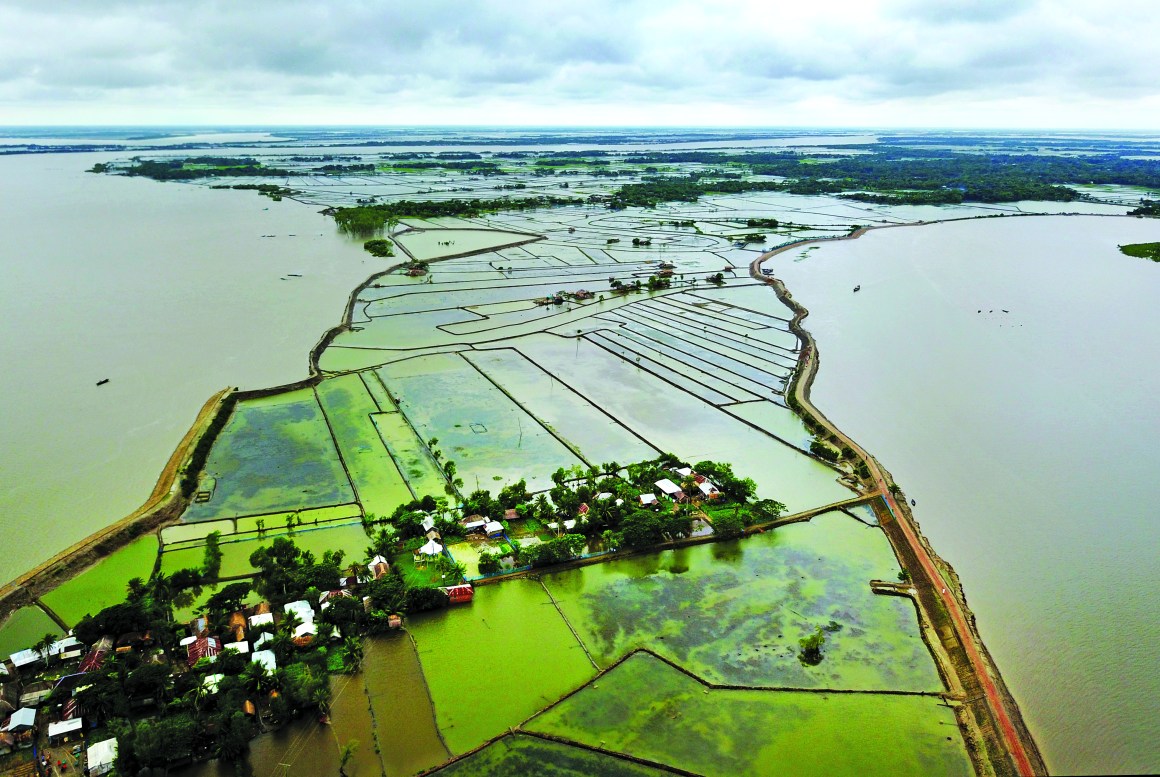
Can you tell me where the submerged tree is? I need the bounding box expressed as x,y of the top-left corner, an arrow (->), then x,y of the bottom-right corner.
798,626 -> 826,666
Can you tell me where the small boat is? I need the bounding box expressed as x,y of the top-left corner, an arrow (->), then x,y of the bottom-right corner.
96,378 -> 110,386
853,285 -> 861,293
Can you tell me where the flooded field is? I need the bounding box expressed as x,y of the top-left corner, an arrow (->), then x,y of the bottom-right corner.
543,513 -> 942,692
526,652 -> 970,777
407,579 -> 596,754
40,535 -> 158,626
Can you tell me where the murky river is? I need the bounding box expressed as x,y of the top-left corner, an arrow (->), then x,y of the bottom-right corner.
772,215 -> 1160,775
0,152 -> 375,584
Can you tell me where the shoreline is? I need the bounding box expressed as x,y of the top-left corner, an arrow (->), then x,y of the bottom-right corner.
0,387 -> 233,617
752,222 -> 1050,776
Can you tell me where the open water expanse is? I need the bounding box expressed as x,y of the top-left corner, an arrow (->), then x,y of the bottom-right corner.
772,215 -> 1160,775
0,152 -> 374,583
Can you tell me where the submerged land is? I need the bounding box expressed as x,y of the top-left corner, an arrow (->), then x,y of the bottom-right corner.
1,127 -> 1158,776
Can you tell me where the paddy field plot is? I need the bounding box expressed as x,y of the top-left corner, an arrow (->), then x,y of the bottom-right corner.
377,353 -> 583,492
393,228 -> 539,262
363,636 -> 451,777
0,606 -> 62,656
462,348 -> 659,466
315,374 -> 413,517
41,535 -> 159,626
407,579 -> 596,754
542,513 -> 942,692
525,652 -> 971,777
182,388 -> 354,522
160,522 -> 371,580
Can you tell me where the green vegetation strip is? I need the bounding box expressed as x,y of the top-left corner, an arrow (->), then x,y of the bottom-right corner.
525,652 -> 971,777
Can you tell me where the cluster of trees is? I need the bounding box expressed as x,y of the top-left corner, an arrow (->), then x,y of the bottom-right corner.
180,393 -> 238,498
332,195 -> 584,237
363,238 -> 395,257
391,161 -> 507,174
1118,241 -> 1160,262
1129,200 -> 1160,217
314,163 -> 375,173
119,158 -> 299,181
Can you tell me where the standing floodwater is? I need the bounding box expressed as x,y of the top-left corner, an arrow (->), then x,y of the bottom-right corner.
0,152 -> 374,584
772,215 -> 1160,774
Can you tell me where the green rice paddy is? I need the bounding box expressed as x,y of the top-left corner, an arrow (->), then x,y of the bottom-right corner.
41,535 -> 159,626
407,579 -> 596,754
315,373 -> 413,517
378,353 -> 584,492
525,652 -> 971,777
433,734 -> 672,777
0,606 -> 62,656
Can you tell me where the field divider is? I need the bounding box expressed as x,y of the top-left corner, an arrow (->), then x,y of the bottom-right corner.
536,578 -> 600,671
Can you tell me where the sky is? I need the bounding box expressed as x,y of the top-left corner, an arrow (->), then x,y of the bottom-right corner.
1,0 -> 1158,129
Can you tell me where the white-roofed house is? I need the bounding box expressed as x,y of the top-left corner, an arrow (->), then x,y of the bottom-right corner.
283,600 -> 315,624
4,707 -> 35,732
639,493 -> 658,507
251,649 -> 277,673
655,478 -> 685,500
46,716 -> 83,744
88,737 -> 119,775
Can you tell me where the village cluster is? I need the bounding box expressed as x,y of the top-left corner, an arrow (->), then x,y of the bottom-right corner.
0,457 -> 784,774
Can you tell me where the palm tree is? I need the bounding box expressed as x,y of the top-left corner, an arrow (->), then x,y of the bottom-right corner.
34,633 -> 56,663
342,636 -> 363,673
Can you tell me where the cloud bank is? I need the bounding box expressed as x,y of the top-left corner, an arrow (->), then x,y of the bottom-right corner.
1,0 -> 1157,127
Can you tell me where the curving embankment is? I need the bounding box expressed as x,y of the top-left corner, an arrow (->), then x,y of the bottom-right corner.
751,225 -> 1048,777
0,387 -> 235,619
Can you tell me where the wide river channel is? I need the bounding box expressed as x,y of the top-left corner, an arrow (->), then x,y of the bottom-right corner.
772,215 -> 1160,775
0,151 -> 374,583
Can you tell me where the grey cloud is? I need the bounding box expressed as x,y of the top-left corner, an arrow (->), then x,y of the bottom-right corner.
0,0 -> 1156,126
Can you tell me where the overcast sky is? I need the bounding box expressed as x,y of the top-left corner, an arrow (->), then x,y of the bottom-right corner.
1,0 -> 1157,128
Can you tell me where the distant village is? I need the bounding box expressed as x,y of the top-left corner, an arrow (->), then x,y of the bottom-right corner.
0,456 -> 784,775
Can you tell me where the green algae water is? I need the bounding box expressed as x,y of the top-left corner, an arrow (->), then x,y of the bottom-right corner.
773,215 -> 1160,774
526,652 -> 970,777
542,513 -> 942,692
407,579 -> 596,754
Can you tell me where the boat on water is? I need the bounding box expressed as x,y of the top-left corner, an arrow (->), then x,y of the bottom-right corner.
96,378 -> 109,386
853,284 -> 861,292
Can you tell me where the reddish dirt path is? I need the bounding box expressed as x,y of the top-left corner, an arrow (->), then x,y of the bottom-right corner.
876,478 -> 1036,777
